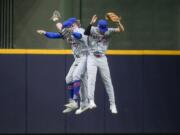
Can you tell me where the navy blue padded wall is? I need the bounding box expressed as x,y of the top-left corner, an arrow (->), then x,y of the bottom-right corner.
143,56 -> 180,132
0,55 -> 26,133
27,55 -> 66,133
0,55 -> 180,133
105,56 -> 144,133
65,55 -> 105,133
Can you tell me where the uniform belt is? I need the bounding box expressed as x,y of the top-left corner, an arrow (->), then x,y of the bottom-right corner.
75,53 -> 88,58
93,52 -> 104,58
75,55 -> 80,58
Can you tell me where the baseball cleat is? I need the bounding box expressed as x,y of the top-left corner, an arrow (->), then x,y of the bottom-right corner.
64,103 -> 70,107
64,102 -> 73,107
62,107 -> 77,114
64,99 -> 75,107
75,105 -> 90,115
88,100 -> 97,109
62,100 -> 78,114
110,104 -> 118,114
65,100 -> 78,108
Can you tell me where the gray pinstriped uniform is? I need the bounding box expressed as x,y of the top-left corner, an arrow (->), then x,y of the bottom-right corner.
65,27 -> 89,104
87,26 -> 116,105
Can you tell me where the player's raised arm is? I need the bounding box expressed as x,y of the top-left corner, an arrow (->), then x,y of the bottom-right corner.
84,15 -> 98,35
50,10 -> 63,31
90,14 -> 98,25
115,20 -> 125,32
105,12 -> 125,32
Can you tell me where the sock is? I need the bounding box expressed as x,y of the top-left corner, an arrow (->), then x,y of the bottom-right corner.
73,80 -> 81,100
67,83 -> 74,99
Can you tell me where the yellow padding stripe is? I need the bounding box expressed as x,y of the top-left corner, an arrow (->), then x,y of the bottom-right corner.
0,49 -> 180,55
107,50 -> 180,55
0,49 -> 72,55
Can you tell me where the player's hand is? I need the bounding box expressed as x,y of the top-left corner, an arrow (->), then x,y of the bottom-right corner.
37,30 -> 46,35
90,14 -> 98,25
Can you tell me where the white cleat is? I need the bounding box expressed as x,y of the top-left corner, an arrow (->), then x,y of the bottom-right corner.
88,100 -> 97,109
62,107 -> 77,114
65,100 -> 78,108
110,104 -> 118,114
64,102 -> 72,107
64,99 -> 74,107
75,105 -> 90,115
62,101 -> 78,114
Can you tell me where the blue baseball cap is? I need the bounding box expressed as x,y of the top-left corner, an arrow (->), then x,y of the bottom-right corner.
98,19 -> 108,33
68,17 -> 77,24
62,20 -> 72,28
62,17 -> 78,28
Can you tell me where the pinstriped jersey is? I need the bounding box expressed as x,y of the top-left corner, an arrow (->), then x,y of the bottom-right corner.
71,28 -> 88,57
89,26 -> 116,54
67,28 -> 88,58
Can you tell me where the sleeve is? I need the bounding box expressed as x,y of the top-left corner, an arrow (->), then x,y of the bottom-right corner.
107,28 -> 116,35
45,32 -> 63,39
72,32 -> 82,39
84,24 -> 92,36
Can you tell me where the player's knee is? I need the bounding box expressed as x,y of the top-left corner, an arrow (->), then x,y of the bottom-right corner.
72,74 -> 81,81
65,76 -> 72,84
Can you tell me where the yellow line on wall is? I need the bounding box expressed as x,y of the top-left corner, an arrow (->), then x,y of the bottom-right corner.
143,50 -> 180,55
0,49 -> 180,55
0,49 -> 72,55
107,50 -> 180,55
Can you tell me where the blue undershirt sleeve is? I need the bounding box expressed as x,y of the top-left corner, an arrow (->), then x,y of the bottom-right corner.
72,32 -> 82,39
45,32 -> 63,39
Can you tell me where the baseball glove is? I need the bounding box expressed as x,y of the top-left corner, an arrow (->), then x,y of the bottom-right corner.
50,10 -> 61,22
105,12 -> 121,22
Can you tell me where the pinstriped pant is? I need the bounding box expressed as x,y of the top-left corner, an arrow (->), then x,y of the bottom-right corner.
65,56 -> 88,104
87,54 -> 116,105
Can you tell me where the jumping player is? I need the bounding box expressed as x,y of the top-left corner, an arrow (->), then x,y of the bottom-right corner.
37,18 -> 90,114
84,15 -> 125,114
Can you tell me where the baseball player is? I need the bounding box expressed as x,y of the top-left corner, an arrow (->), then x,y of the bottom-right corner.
84,14 -> 125,114
37,18 -> 90,114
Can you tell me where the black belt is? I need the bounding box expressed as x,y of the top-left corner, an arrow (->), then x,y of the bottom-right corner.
75,55 -> 80,58
75,53 -> 88,58
93,53 -> 103,58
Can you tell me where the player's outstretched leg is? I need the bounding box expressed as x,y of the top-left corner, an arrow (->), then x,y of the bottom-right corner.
99,56 -> 118,114
62,83 -> 78,114
87,55 -> 98,109
75,73 -> 89,114
63,60 -> 79,114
